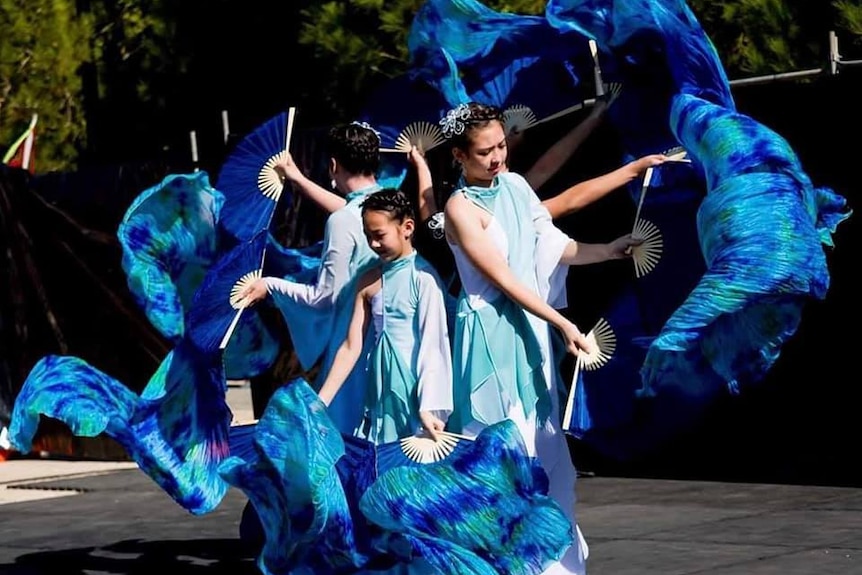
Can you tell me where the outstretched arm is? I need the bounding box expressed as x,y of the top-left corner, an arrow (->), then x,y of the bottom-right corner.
275,152 -> 346,214
542,154 -> 668,220
241,208 -> 357,309
559,233 -> 641,266
318,272 -> 377,406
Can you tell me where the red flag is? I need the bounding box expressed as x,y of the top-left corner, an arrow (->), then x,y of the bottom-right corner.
3,113 -> 38,173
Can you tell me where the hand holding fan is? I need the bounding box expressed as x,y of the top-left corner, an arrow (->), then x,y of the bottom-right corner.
630,167 -> 664,278
216,107 -> 297,241
562,318 -> 617,431
396,430 -> 474,465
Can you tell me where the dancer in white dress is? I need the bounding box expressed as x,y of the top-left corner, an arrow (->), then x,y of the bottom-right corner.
441,102 -> 640,575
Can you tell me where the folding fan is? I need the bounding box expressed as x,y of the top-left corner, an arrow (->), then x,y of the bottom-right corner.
378,121 -> 447,154
394,430 -> 474,465
185,229 -> 280,379
356,73 -> 451,155
227,421 -> 258,462
215,107 -> 296,242
629,166 -> 664,278
662,145 -> 691,163
562,317 -> 617,431
501,82 -> 622,137
229,420 -> 474,471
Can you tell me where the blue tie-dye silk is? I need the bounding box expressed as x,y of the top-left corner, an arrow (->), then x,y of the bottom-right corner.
638,93 -> 851,397
221,379 -> 573,575
219,381 -> 364,575
117,173 -> 285,380
407,0 -> 589,115
360,419 -> 572,574
546,0 -> 734,158
9,338 -> 232,515
118,171 -> 224,343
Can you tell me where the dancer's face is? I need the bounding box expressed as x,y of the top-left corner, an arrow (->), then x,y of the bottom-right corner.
454,121 -> 508,186
363,210 -> 414,262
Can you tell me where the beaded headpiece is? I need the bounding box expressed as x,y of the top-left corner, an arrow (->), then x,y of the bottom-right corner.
439,104 -> 472,139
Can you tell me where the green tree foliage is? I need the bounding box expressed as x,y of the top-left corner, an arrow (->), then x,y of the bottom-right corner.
297,0 -> 861,117
0,0 -> 184,171
834,0 -> 862,37
688,0 -> 861,77
0,1 -> 92,172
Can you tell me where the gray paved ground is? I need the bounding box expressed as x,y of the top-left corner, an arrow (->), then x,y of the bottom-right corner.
1,463 -> 860,575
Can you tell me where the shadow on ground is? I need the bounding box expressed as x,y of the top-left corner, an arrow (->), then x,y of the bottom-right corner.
0,538 -> 258,575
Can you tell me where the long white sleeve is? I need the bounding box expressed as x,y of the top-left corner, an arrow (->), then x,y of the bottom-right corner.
529,187 -> 572,309
414,270 -> 454,417
264,208 -> 359,309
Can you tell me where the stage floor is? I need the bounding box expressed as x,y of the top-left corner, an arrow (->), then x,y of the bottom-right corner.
1,458 -> 859,574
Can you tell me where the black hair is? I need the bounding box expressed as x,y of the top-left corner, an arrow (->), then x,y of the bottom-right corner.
327,123 -> 380,175
446,102 -> 505,151
361,188 -> 415,222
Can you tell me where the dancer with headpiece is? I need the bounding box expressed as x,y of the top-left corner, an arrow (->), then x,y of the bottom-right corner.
241,122 -> 383,435
440,101 -> 641,575
317,188 -> 453,445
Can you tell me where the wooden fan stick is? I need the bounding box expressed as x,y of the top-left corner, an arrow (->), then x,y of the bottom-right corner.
562,355 -> 584,431
220,304 -> 246,350
632,166 -> 654,234
220,252 -> 267,351
285,107 -> 296,152
589,39 -> 606,97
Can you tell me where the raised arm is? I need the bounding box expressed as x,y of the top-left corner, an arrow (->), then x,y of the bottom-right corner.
407,145 -> 437,223
542,154 -> 668,220
523,97 -> 611,192
444,193 -> 589,356
317,271 -> 377,406
275,152 -> 346,214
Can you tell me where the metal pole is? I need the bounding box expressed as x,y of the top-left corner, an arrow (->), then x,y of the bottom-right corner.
830,31 -> 840,75
190,130 -> 199,172
221,110 -> 230,144
729,68 -> 823,87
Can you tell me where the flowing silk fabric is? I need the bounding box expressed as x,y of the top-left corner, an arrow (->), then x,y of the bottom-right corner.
221,379 -> 573,575
10,338 -> 232,515
118,171 -> 223,343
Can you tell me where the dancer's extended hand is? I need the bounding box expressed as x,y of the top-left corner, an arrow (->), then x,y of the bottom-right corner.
419,411 -> 446,441
558,320 -> 595,357
239,278 -> 269,306
274,152 -> 303,184
608,234 -> 644,259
